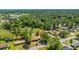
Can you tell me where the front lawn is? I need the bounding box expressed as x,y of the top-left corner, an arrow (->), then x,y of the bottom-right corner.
29,42 -> 37,48
64,39 -> 75,45
9,41 -> 24,50
38,46 -> 48,50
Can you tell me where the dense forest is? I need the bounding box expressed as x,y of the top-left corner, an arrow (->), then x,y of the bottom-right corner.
0,9 -> 79,14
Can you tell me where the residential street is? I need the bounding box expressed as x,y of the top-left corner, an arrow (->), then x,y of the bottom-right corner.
60,36 -> 76,42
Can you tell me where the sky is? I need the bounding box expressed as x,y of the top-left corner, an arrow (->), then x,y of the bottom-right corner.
0,0 -> 78,9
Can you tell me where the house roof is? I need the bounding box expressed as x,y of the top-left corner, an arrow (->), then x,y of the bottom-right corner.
0,43 -> 7,49
31,36 -> 40,41
63,46 -> 72,50
14,40 -> 25,45
71,42 -> 79,47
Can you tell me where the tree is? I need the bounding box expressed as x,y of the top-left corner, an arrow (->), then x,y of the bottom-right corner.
10,19 -> 22,38
48,36 -> 63,50
21,29 -> 32,49
59,30 -> 69,38
39,32 -> 49,45
22,29 -> 31,44
70,39 -> 73,44
76,33 -> 79,41
23,44 -> 29,49
2,22 -> 12,30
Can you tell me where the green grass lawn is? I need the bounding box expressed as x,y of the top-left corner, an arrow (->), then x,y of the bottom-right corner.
64,40 -> 71,45
29,42 -> 37,48
38,46 -> 48,50
76,47 -> 79,50
64,39 -> 75,45
8,41 -> 24,50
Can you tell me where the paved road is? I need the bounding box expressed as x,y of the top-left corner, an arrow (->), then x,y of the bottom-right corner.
60,36 -> 77,49
28,45 -> 47,50
60,36 -> 76,42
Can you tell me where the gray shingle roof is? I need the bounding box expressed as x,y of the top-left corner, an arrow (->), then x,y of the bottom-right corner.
71,42 -> 79,47
63,46 -> 72,50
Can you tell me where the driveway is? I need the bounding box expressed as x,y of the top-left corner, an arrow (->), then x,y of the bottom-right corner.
60,36 -> 76,42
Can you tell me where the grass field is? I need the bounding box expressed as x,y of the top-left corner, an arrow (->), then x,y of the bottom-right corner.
38,46 -> 48,50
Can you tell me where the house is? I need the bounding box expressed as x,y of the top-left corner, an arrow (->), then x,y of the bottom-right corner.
0,43 -> 7,49
14,40 -> 25,46
31,30 -> 43,42
71,42 -> 79,47
63,46 -> 72,50
31,36 -> 40,42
